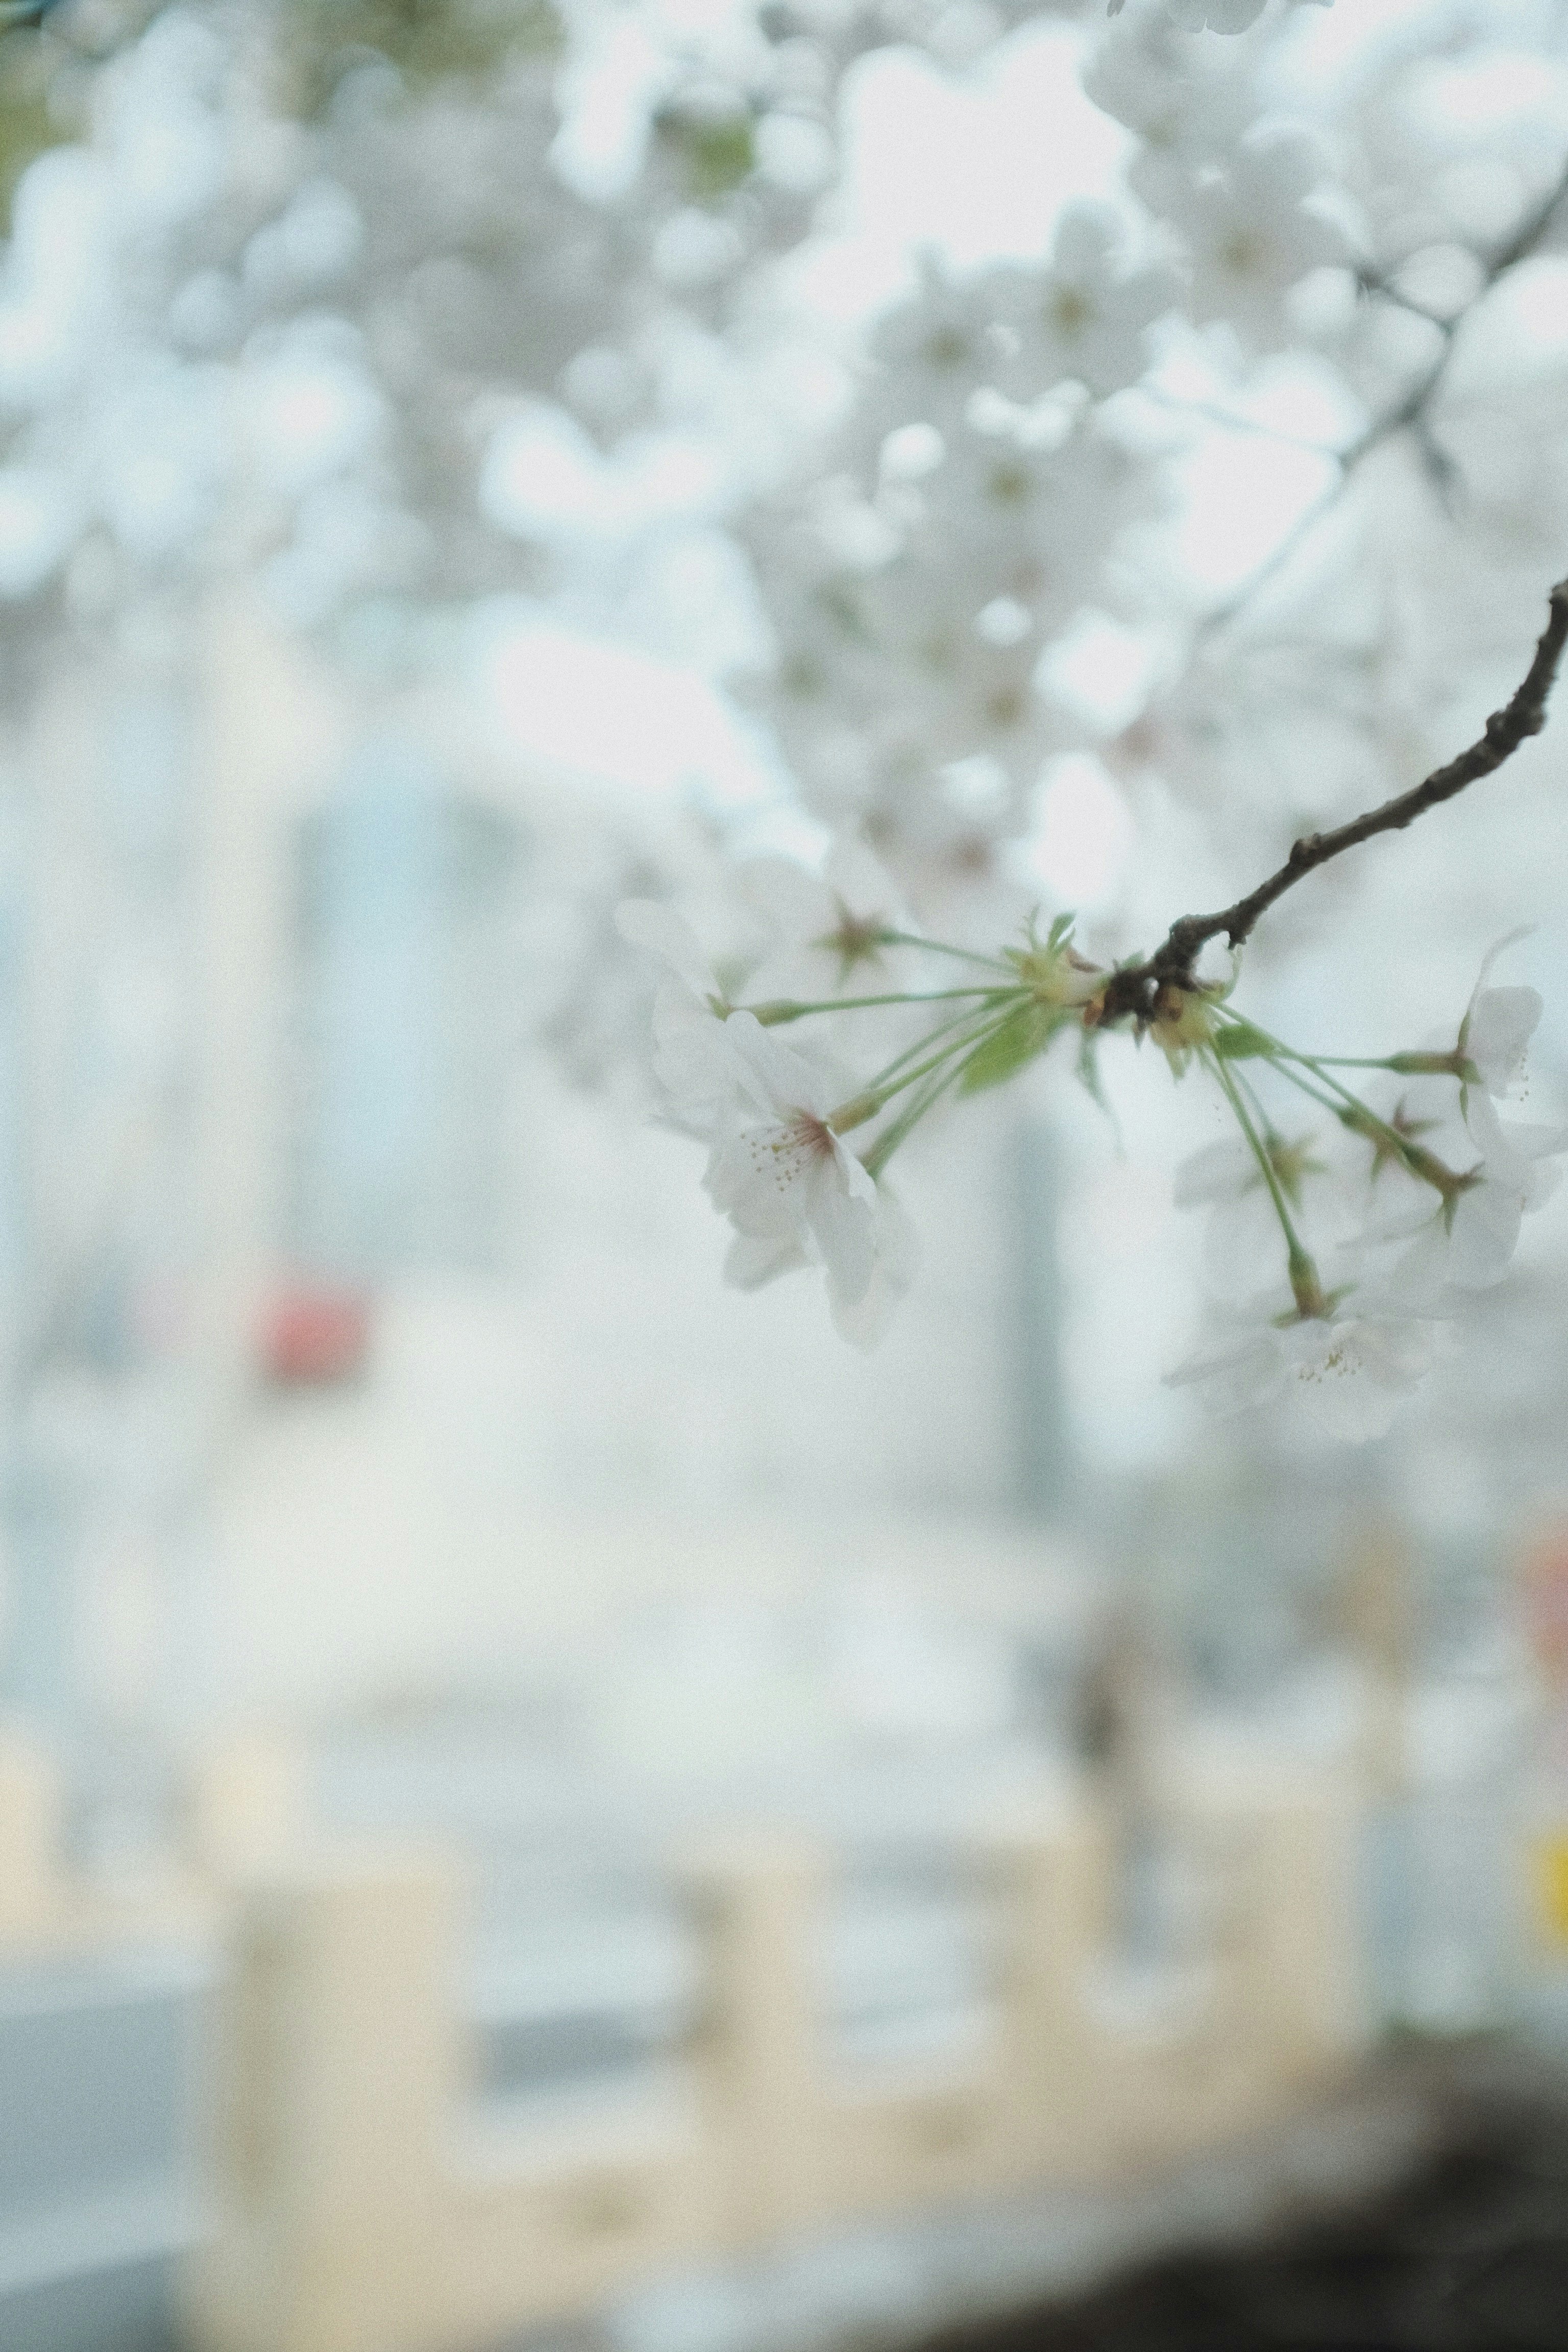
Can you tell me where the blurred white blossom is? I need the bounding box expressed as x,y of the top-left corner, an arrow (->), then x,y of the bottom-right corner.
704,1013 -> 905,1331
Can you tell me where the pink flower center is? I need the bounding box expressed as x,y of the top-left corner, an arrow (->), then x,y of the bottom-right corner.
747,1112 -> 835,1192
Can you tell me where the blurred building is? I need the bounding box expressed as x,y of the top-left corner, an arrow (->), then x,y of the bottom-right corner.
289,742 -> 523,1282
0,592 -> 1075,1743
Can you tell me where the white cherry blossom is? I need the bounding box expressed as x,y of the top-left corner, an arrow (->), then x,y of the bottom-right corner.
1158,134 -> 1349,353
989,204 -> 1177,400
1171,1125 -> 1357,1302
1386,1091 -> 1567,1304
739,838 -> 912,1007
725,1181 -> 921,1352
614,899 -> 734,1129
1167,1286 -> 1435,1442
865,259 -> 1004,434
1275,1305 -> 1434,1443
703,1012 -> 897,1326
1084,17 -> 1256,170
1460,930 -> 1541,1099
1111,1 -> 1334,38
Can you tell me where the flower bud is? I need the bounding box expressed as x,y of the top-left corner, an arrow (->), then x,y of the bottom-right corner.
827,1092 -> 884,1135
1014,941 -> 1104,1008
1150,982 -> 1216,1072
1387,1048 -> 1475,1079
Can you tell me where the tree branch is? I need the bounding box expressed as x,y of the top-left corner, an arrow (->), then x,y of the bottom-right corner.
1100,574 -> 1568,1027
1196,152 -> 1568,645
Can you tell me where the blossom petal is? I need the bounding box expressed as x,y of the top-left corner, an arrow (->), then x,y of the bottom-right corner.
651,983 -> 738,1120
1164,1328 -> 1283,1415
821,835 -> 905,923
724,1232 -> 809,1291
1173,1137 -> 1254,1208
832,1189 -> 921,1351
1281,1318 -> 1420,1444
722,1010 -> 837,1122
1466,986 -> 1541,1093
734,857 -> 831,940
615,899 -> 720,1002
705,1123 -> 803,1239
1447,1183 -> 1524,1288
1468,925 -> 1534,1007
805,1150 -> 878,1308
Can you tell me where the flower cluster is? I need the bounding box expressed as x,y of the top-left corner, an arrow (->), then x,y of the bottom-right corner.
730,0 -> 1568,953
620,840 -> 1563,1443
738,232 -> 1168,887
615,844 -> 932,1348
1165,936 -> 1565,1441
733,10 -> 1364,896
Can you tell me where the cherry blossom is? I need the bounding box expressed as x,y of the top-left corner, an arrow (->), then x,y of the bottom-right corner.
1166,1287 -> 1435,1444
703,1012 -> 894,1325
739,838 -> 913,1007
725,1181 -> 922,1352
1156,133 -> 1349,354
1459,932 -> 1542,1100
1111,1 -> 1334,42
1275,1305 -> 1434,1444
864,259 -> 1005,435
989,204 -> 1177,400
613,899 -> 735,1130
1385,1092 -> 1567,1305
1172,1126 -> 1342,1298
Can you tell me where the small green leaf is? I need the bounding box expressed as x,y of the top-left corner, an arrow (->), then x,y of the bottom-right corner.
667,112 -> 756,200
959,1004 -> 1062,1094
1075,1031 -> 1124,1147
1212,1019 -> 1275,1061
1074,1029 -> 1105,1108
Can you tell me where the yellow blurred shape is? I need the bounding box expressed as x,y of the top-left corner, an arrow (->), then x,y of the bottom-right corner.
1535,1834 -> 1568,1945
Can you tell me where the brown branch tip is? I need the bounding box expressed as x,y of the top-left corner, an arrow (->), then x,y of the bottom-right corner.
1100,572 -> 1568,1030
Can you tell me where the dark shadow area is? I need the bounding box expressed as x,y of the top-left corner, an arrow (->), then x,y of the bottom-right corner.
917,2060 -> 1568,2352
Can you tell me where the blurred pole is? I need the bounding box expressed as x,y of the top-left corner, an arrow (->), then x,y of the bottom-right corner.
0,626 -> 206,1838
1338,1513 -> 1414,2029
1009,1111 -> 1071,1521
0,1721 -> 61,1938
679,1835 -> 827,2245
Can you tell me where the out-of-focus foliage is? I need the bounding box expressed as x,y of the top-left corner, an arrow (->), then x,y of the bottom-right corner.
2,0 -> 1566,925
271,0 -> 565,121
0,28 -> 65,224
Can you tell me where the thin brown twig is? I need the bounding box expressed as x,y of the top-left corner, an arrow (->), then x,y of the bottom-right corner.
1196,152 -> 1568,645
1099,573 -> 1568,1027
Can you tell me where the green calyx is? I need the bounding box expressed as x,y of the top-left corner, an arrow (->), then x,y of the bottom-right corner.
1387,1048 -> 1479,1082
1006,912 -> 1104,1011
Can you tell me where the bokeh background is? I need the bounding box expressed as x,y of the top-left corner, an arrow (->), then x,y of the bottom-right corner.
3,2 -> 1568,2348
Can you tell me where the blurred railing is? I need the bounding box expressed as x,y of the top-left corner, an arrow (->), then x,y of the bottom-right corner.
0,1725 -> 306,1953
178,1756 -> 1364,2352
0,1724 -> 310,2349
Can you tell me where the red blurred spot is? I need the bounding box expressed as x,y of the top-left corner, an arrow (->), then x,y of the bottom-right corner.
1523,1529 -> 1568,1684
261,1290 -> 372,1386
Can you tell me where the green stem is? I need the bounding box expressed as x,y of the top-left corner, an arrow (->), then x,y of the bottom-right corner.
857,1001 -> 1037,1172
1233,1025 -> 1457,1198
880,932 -> 1016,973
870,1008 -> 1023,1108
1233,1064 -> 1279,1145
863,998 -> 1020,1092
862,1062 -> 967,1179
1268,1057 -> 1357,1121
1302,1055 -> 1408,1070
1287,1055 -> 1415,1143
743,985 -> 1011,1022
1213,1009 -> 1416,1099
1207,1047 -> 1312,1277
